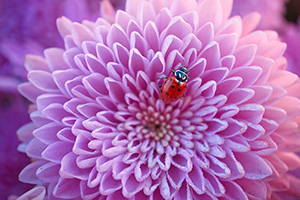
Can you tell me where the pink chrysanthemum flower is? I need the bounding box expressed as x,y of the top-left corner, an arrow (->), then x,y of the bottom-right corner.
18,0 -> 300,199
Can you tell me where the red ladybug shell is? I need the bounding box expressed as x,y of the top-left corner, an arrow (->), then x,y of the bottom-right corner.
160,76 -> 187,103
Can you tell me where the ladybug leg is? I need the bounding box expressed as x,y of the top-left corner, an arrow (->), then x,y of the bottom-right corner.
180,94 -> 186,100
157,77 -> 168,80
159,85 -> 162,88
171,68 -> 175,74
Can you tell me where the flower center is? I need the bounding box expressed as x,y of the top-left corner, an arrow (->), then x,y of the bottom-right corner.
135,105 -> 180,150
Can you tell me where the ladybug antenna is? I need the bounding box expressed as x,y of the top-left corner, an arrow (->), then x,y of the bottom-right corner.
180,61 -> 190,77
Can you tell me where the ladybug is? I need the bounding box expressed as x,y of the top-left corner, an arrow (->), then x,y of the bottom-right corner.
159,63 -> 190,103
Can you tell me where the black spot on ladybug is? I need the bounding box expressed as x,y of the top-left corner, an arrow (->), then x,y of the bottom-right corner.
166,92 -> 169,95
161,89 -> 163,93
185,85 -> 187,88
174,97 -> 177,99
177,82 -> 180,86
171,85 -> 175,89
165,81 -> 167,84
170,78 -> 173,81
177,89 -> 181,92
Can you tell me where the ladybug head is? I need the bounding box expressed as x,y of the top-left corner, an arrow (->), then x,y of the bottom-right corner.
179,66 -> 189,74
173,65 -> 190,82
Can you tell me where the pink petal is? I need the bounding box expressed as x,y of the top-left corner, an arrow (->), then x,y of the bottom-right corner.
199,42 -> 221,70
225,136 -> 250,152
101,139 -> 127,158
32,122 -> 60,145
196,0 -> 222,29
71,23 -> 95,47
60,152 -> 89,180
216,77 -> 242,95
105,78 -> 126,103
220,148 -> 244,179
167,165 -> 187,189
219,0 -> 233,22
77,102 -> 101,118
247,85 -> 272,104
77,154 -> 97,169
36,162 -> 60,183
122,173 -> 146,198
52,68 -> 81,97
37,94 -> 68,112
128,48 -> 148,77
235,152 -> 272,179
28,70 -> 58,92
264,106 -> 287,124
26,138 -> 47,159
161,35 -> 183,58
202,67 -> 229,84
144,21 -> 160,52
16,186 -> 46,200
207,155 -> 230,178
87,167 -> 103,188
19,160 -> 46,184
73,134 -> 94,155
130,31 -> 148,56
100,0 -> 115,23
159,174 -> 177,199
42,141 -> 73,163
96,43 -> 115,64
227,88 -> 254,105
44,48 -> 69,71
107,190 -> 128,200
277,152 -> 300,170
64,47 -> 82,69
80,180 -> 100,200
107,24 -> 130,49
241,13 -> 261,37
235,178 -> 267,200
215,33 -> 238,57
53,178 -> 81,199
100,171 -> 122,195
137,0 -> 156,28
218,16 -> 242,37
221,55 -> 235,71
56,16 -> 72,39
236,104 -> 264,124
221,181 -> 248,200
186,164 -> 205,195
83,73 -> 109,96
258,40 -> 286,60
112,160 -> 135,180
82,41 -> 97,55
125,0 -> 141,17
161,16 -> 193,40
203,171 -> 225,196
75,53 -> 91,74
134,161 -> 151,182
195,22 -> 214,47
42,103 -> 70,124
24,55 -> 50,72
275,96 -> 300,118
115,10 -> 135,31
146,52 -> 165,80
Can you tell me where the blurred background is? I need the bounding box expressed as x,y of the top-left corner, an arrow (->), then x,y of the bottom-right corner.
0,0 -> 299,199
